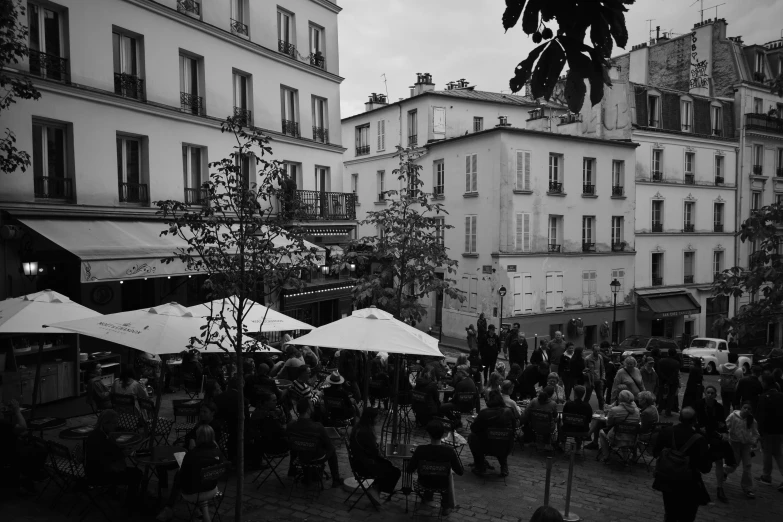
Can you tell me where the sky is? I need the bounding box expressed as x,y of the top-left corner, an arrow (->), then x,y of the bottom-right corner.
336,0 -> 783,118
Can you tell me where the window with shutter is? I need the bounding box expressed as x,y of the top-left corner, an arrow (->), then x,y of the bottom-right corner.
464,215 -> 477,253
582,271 -> 597,307
512,275 -> 523,314
469,276 -> 478,310
515,212 -> 531,252
611,268 -> 625,302
555,272 -> 564,310
377,120 -> 385,151
469,154 -> 478,192
545,273 -> 554,310
433,107 -> 446,135
460,274 -> 469,309
523,274 -> 533,313
516,150 -> 531,190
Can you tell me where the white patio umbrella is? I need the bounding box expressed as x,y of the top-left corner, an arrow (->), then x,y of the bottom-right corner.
188,296 -> 313,333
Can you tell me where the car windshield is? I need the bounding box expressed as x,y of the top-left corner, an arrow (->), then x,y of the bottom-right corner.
620,336 -> 649,349
690,339 -> 716,349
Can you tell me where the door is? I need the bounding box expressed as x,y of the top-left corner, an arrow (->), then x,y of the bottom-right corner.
584,325 -> 596,348
651,319 -> 665,337
58,361 -> 74,399
39,374 -> 59,403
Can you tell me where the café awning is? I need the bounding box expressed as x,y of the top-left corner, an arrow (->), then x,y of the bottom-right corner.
636,289 -> 701,318
19,219 -> 325,284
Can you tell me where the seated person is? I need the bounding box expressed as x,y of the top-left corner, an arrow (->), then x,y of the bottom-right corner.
214,377 -> 248,461
273,346 -> 305,380
638,390 -> 660,433
321,371 -> 358,423
203,355 -> 227,389
0,399 -> 46,493
407,420 -> 464,517
524,387 -> 559,450
185,400 -> 223,451
181,350 -> 204,386
598,390 -> 641,462
111,366 -> 149,401
203,379 -> 222,402
483,371 -> 504,402
439,369 -> 479,419
287,366 -> 315,406
537,373 -> 567,404
500,380 -> 522,423
254,363 -> 281,399
287,398 -> 343,488
349,408 -> 401,505
250,391 -> 288,457
368,369 -> 391,409
85,410 -> 142,511
559,385 -> 593,453
506,364 -> 524,401
468,390 -> 517,477
85,362 -> 111,411
179,425 -> 223,522
519,362 -> 550,400
413,367 -> 441,427
242,361 -> 261,407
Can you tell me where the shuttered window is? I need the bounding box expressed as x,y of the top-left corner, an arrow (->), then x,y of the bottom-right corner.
516,150 -> 531,190
582,270 -> 597,307
377,119 -> 385,151
545,272 -> 564,310
465,153 -> 477,193
469,276 -> 478,311
464,215 -> 477,253
515,212 -> 531,252
512,273 -> 533,314
611,268 -> 625,302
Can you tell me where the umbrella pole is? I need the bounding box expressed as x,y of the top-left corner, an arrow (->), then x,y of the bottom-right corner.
362,354 -> 371,409
149,360 -> 163,451
30,334 -> 44,419
391,357 -> 400,445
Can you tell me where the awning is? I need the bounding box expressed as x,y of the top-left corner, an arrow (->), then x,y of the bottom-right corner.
636,290 -> 701,318
19,219 -> 325,284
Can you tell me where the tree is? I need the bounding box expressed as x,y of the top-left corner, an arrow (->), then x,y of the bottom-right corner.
344,147 -> 463,322
157,119 -> 320,522
712,203 -> 783,342
502,0 -> 636,113
1,0 -> 41,173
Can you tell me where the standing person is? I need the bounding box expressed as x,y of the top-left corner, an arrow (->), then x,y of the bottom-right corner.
466,324 -> 477,351
505,323 -> 528,368
756,373 -> 783,490
694,385 -> 734,503
559,342 -> 574,400
599,342 -> 616,406
682,359 -> 704,410
481,325 -> 501,382
611,357 -> 645,402
476,313 -> 488,348
736,366 -> 764,412
569,346 -> 586,392
640,357 -> 659,399
584,344 -> 605,409
653,408 -> 712,522
530,338 -> 549,366
719,353 -> 744,417
724,401 -> 760,499
657,348 -> 682,417
548,331 -> 566,376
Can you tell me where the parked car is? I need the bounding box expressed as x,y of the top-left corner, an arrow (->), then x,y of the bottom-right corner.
615,335 -> 680,363
682,337 -> 753,375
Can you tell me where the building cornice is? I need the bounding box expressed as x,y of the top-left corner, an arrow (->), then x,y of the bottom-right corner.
343,151 -> 400,166
309,0 -> 342,14
425,126 -> 640,150
491,251 -> 637,258
635,232 -> 736,236
744,130 -> 783,142
127,0 -> 343,83
635,179 -> 736,190
0,203 -> 163,220
632,128 -> 740,147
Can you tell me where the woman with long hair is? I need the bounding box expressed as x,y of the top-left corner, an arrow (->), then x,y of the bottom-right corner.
725,401 -> 760,499
111,366 -> 149,402
349,407 -> 401,506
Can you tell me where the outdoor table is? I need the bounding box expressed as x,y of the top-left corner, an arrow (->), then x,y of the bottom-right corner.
27,416 -> 67,435
112,431 -> 145,447
133,445 -> 185,506
384,443 -> 418,513
60,424 -> 96,440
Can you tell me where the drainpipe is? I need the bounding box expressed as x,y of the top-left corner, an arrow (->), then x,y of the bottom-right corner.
734,89 -> 744,319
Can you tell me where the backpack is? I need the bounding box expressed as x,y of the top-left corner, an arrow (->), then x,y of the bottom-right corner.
654,432 -> 701,482
719,367 -> 739,392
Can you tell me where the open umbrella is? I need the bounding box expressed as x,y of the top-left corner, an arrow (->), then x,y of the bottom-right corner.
188,296 -> 313,333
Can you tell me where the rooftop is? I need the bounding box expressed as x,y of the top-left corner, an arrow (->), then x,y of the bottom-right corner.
424,125 -> 640,149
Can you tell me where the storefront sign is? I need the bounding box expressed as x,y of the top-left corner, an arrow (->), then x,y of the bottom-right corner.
506,265 -> 517,272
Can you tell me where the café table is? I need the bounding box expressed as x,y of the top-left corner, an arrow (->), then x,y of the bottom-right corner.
27,416 -> 67,436
383,442 -> 418,512
133,445 -> 185,506
59,424 -> 97,451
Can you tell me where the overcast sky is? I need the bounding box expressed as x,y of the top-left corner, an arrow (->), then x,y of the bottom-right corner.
337,0 -> 782,118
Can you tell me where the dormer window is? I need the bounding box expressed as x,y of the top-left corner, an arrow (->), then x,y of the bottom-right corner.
647,94 -> 660,128
711,104 -> 723,137
681,98 -> 693,132
755,52 -> 764,74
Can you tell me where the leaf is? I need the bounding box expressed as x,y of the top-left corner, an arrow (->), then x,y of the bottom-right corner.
563,69 -> 586,113
509,42 -> 547,93
604,7 -> 629,49
502,0 -> 525,32
590,13 -> 614,58
530,41 -> 566,100
521,0 -> 541,35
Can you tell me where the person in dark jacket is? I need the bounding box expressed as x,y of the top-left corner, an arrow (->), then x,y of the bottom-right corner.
440,370 -> 479,419
653,407 -> 712,522
184,400 -> 224,451
476,313 -> 488,350
530,339 -> 549,366
682,358 -> 704,410
467,348 -> 484,388
213,376 -> 248,462
600,342 -> 616,406
349,408 -> 400,505
736,366 -> 764,412
756,373 -> 783,489
468,390 -> 517,477
481,325 -> 501,382
694,385 -> 734,503
407,420 -> 464,517
569,347 -> 586,389
248,391 -> 287,468
559,385 -> 593,454
505,323 -> 528,368
85,362 -> 111,411
413,367 -> 441,426
287,398 -> 343,487
519,362 -> 550,400
179,425 -> 223,522
657,348 -> 682,417
558,342 -> 574,401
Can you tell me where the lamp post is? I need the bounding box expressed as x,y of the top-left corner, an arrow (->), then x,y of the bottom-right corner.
498,286 -> 507,332
610,279 -> 621,344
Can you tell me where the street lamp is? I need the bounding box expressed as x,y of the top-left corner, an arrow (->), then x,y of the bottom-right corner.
610,279 -> 621,344
498,286 -> 507,332
21,260 -> 38,280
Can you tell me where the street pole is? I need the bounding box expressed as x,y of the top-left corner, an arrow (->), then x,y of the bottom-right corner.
499,294 -> 504,332
612,292 -> 618,345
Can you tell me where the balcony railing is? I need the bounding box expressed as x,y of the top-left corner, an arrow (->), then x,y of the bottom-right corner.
752,165 -> 763,175
114,73 -> 145,100
377,192 -> 385,202
184,187 -> 208,206
651,171 -> 663,181
230,18 -> 248,36
293,190 -> 356,221
408,135 -> 418,147
582,183 -> 595,195
29,50 -> 68,81
684,275 -> 694,284
309,52 -> 326,70
34,176 -> 73,200
683,224 -> 695,232
652,277 -> 663,286
582,242 -> 596,252
548,181 -> 563,193
681,124 -> 691,132
712,128 -> 723,137
745,113 -> 783,135
312,126 -> 329,144
356,145 -> 370,156
714,223 -> 724,232
715,176 -> 724,185
278,40 -> 296,59
180,92 -> 204,116
612,185 -> 624,196
685,174 -> 694,185
177,0 -> 200,15
281,119 -> 300,137
433,186 -> 444,197
777,168 -> 783,178
233,106 -> 252,126
652,223 -> 663,232
548,243 -> 561,253
611,242 -> 625,252
118,182 -> 149,204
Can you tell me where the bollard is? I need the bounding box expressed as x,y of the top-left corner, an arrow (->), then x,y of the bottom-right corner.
560,451 -> 581,521
543,457 -> 552,506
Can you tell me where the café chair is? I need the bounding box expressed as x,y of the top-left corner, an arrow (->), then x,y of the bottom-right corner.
635,421 -> 671,470
411,460 -> 451,521
182,462 -> 231,522
603,422 -> 641,466
344,441 -> 380,512
109,393 -> 136,415
323,396 -> 354,443
411,390 -> 433,427
369,379 -> 391,411
560,412 -> 589,456
483,428 -> 514,485
529,410 -> 558,453
138,397 -> 173,445
43,440 -> 84,510
253,449 -> 289,489
287,434 -> 329,500
172,400 -> 202,445
181,373 -> 203,400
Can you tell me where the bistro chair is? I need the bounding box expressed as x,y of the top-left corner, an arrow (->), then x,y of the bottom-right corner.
253,449 -> 289,489
287,434 -> 329,500
109,393 -> 136,415
344,440 -> 380,512
181,372 -> 203,400
560,412 -> 589,456
635,421 -> 672,470
182,461 -> 231,522
411,390 -> 432,427
604,422 -> 641,466
369,378 -> 391,411
483,428 -> 514,485
323,395 -> 354,442
172,400 -> 202,445
529,410 -> 558,453
411,459 -> 451,521
116,411 -> 142,433
42,440 -> 84,510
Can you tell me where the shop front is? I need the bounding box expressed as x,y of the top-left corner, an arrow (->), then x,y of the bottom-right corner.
281,280 -> 354,328
635,288 -> 702,341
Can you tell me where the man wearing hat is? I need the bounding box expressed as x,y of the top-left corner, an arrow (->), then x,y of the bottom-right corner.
640,356 -> 659,399
321,370 -> 359,421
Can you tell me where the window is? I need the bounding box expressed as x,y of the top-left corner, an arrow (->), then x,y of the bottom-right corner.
116,135 -> 146,203
611,268 -> 625,302
647,94 -> 660,127
308,23 -> 325,68
179,53 -> 203,115
112,31 -> 142,99
582,216 -> 595,251
612,160 -> 624,196
434,217 -> 444,247
465,153 -> 477,193
684,152 -> 694,183
652,200 -> 663,231
582,270 -> 597,307
714,202 -> 724,231
652,149 -> 663,179
651,252 -> 664,286
355,124 -> 369,156
752,191 -> 761,211
28,2 -> 66,80
314,166 -> 330,192
280,86 -> 299,136
473,117 -> 483,132
376,170 -> 385,201
754,97 -> 764,114
515,212 -> 531,252
469,276 -> 478,311
182,145 -> 204,204
312,96 -> 328,143
516,150 -> 531,191
433,107 -> 446,135
277,9 -> 295,50
464,215 -> 477,254
713,251 -> 724,278
683,201 -> 694,231
611,217 -> 623,247
755,52 -> 765,74
236,153 -> 252,186
711,105 -> 723,136
715,155 -> 724,183
177,0 -> 201,16
32,121 -> 70,199
549,154 -> 563,192
351,173 -> 358,201
284,162 -> 302,189
681,99 -> 693,131
548,216 -> 561,251
511,273 -> 533,314
433,160 -> 444,196
778,148 -> 783,176
545,272 -> 564,310
377,120 -> 385,151
583,158 -> 595,194
231,0 -> 248,36
407,110 -> 418,146
233,72 -> 251,125
753,144 -> 763,174
683,251 -> 694,284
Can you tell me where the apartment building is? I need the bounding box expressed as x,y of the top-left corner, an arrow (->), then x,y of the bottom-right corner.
0,0 -> 354,327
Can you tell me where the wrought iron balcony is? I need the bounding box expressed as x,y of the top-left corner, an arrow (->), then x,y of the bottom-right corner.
777,168 -> 783,177
281,119 -> 300,137
292,190 -> 356,221
745,113 -> 783,135
582,242 -> 596,252
34,176 -> 73,200
712,128 -> 723,137
714,223 -> 724,232
715,176 -> 724,185
408,135 -> 418,147
177,0 -> 200,15
278,40 -> 296,59
312,126 -> 329,144
651,171 -> 663,181
753,165 -> 763,175
356,145 -> 370,156
118,182 -> 149,204
180,92 -> 204,116
233,106 -> 252,126
681,124 -> 692,132
230,18 -> 248,36
309,52 -> 326,70
114,73 -> 145,100
683,224 -> 695,232
685,174 -> 694,185
612,185 -> 624,196
548,181 -> 563,193
652,277 -> 663,287
28,50 -> 68,81
184,187 -> 208,206
684,275 -> 694,284
652,223 -> 663,232
582,183 -> 595,195
548,243 -> 561,253
611,242 -> 625,252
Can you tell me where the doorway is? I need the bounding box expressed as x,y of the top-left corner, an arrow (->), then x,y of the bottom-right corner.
584,325 -> 596,348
